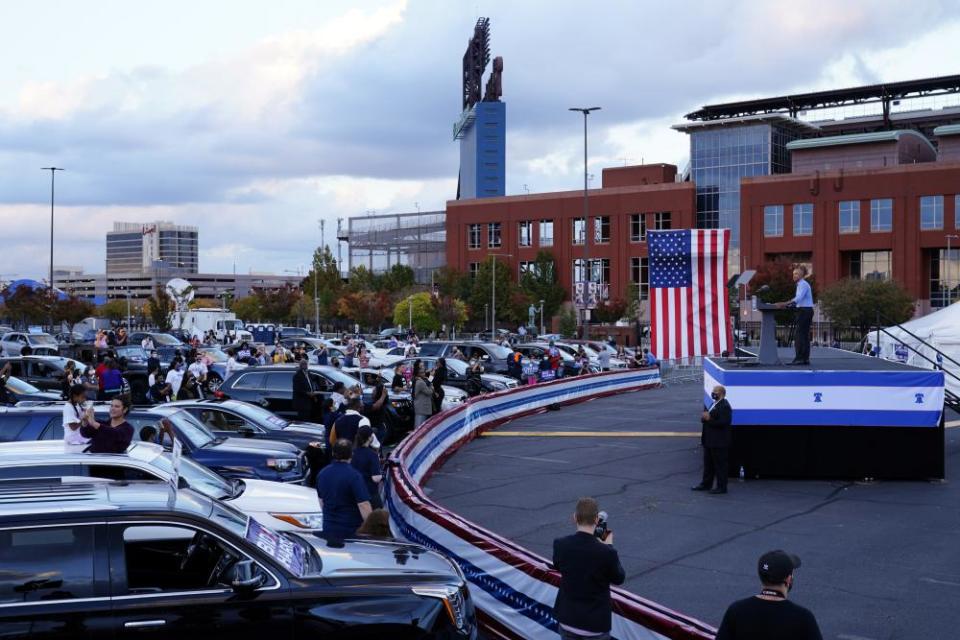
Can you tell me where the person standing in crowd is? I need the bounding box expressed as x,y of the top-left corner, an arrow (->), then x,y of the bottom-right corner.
292,359 -> 319,422
358,344 -> 370,368
95,330 -> 108,351
329,381 -> 347,413
331,397 -> 370,446
146,349 -> 160,375
79,396 -> 134,454
0,363 -> 12,406
82,366 -> 99,402
224,350 -> 239,381
165,358 -> 185,399
116,326 -> 128,346
188,354 -> 208,393
367,379 -> 389,444
316,343 -> 329,366
413,365 -> 433,427
177,368 -> 201,400
147,364 -> 171,404
100,358 -> 125,401
62,384 -> 91,446
315,439 -> 372,544
237,341 -> 252,363
61,361 -> 78,400
141,334 -> 155,351
716,550 -> 822,640
432,358 -> 447,414
597,347 -> 611,372
507,349 -> 523,380
351,425 -> 383,509
391,363 -> 406,391
552,497 -> 625,640
344,339 -> 356,368
776,265 -> 814,365
692,384 -> 733,495
466,358 -> 484,397
548,341 -> 562,378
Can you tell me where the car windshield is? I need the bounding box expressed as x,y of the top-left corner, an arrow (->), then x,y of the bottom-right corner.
200,349 -> 229,363
164,410 -> 217,448
230,403 -> 289,428
149,450 -> 233,500
486,344 -> 512,359
151,333 -> 182,346
29,334 -> 58,346
116,346 -> 147,358
4,376 -> 40,394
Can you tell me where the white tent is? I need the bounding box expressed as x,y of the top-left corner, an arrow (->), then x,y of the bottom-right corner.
873,302 -> 960,398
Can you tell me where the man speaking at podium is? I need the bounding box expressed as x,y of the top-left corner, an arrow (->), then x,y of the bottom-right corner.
776,266 -> 813,365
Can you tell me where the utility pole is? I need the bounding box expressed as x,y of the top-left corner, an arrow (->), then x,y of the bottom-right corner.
315,219 -> 322,334
569,107 -> 600,339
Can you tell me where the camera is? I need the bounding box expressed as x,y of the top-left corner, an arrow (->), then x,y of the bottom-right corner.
593,511 -> 609,541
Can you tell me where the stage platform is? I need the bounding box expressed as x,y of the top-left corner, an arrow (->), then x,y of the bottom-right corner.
705,347 -> 946,479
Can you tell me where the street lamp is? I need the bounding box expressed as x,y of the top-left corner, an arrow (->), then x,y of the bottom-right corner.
315,220 -> 322,335
947,235 -> 960,305
124,290 -> 132,332
41,167 -> 64,330
489,253 -> 513,339
569,107 -> 600,338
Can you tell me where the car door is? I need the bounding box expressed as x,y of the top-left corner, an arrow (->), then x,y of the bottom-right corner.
107,522 -> 292,640
26,360 -> 62,392
0,521 -> 112,640
224,371 -> 266,405
194,408 -> 265,440
262,371 -> 295,416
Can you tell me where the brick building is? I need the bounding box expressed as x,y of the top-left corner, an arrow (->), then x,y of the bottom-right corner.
445,164 -> 695,319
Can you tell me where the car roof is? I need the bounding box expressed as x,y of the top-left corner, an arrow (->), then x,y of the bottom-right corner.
0,403 -> 184,417
0,481 -> 215,520
0,440 -> 164,465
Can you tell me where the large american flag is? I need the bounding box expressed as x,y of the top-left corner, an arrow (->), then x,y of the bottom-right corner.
648,229 -> 732,360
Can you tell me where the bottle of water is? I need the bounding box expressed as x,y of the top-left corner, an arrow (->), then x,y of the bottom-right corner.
739,466 -> 745,482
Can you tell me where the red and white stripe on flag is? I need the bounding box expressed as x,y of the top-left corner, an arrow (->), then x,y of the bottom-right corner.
649,229 -> 732,360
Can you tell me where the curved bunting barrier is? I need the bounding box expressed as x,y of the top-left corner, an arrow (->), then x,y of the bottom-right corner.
386,368 -> 716,640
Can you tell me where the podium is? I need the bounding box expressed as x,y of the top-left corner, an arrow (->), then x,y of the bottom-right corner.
753,297 -> 782,365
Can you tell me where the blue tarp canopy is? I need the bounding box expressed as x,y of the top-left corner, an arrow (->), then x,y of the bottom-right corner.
0,279 -> 69,301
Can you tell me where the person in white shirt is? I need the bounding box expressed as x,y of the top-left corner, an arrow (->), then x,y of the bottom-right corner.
62,383 -> 91,446
225,353 -> 239,380
188,355 -> 208,384
165,360 -> 185,398
597,349 -> 611,371
141,336 -> 155,351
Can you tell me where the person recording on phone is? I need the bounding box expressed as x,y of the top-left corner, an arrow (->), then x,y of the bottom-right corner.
552,497 -> 625,640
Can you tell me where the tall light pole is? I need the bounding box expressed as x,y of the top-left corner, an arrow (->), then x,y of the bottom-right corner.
489,253 -> 513,339
947,234 -> 960,305
569,107 -> 600,338
41,167 -> 64,330
315,219 -> 322,335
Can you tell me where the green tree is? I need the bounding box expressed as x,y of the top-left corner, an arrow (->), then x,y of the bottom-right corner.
749,257 -> 818,324
346,265 -> 378,293
230,295 -> 262,323
518,250 -> 566,320
393,292 -> 440,334
54,295 -> 96,334
434,266 -> 472,301
381,264 -> 416,293
468,256 -> 516,326
433,295 -> 469,334
819,278 -> 914,335
558,307 -> 577,338
98,300 -> 128,323
1,284 -> 53,327
594,297 -> 628,324
302,246 -> 343,321
254,285 -> 302,323
144,287 -> 174,330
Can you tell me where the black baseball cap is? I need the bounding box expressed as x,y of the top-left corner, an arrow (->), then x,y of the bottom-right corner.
757,550 -> 801,584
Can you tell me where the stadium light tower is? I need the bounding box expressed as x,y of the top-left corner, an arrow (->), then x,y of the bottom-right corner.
569,107 -> 600,337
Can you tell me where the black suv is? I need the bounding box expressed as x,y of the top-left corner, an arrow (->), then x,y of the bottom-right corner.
416,342 -> 514,374
0,482 -> 476,639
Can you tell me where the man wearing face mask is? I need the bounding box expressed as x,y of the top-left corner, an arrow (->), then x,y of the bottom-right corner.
715,550 -> 822,640
692,385 -> 732,494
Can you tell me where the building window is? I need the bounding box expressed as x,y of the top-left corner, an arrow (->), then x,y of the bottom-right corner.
920,195 -> 943,230
488,222 -> 502,248
572,218 -> 585,245
518,221 -> 532,247
654,212 -> 672,230
467,224 -> 481,250
870,199 -> 892,233
764,205 -> 784,237
630,214 -> 646,242
539,219 -> 554,247
572,258 -> 609,286
839,201 -> 860,234
630,257 -> 649,300
573,258 -> 586,283
595,216 -> 610,244
793,203 -> 813,236
849,251 -> 891,281
930,249 -> 957,308
468,262 -> 480,279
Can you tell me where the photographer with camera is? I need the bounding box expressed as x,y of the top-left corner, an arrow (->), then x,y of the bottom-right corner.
552,497 -> 625,640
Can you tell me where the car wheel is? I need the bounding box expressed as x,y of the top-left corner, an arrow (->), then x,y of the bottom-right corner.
207,374 -> 223,393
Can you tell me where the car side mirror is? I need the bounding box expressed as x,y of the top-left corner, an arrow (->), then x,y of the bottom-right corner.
237,425 -> 256,438
230,559 -> 264,593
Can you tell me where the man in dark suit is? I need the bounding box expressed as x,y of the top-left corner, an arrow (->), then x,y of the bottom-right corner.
692,384 -> 733,495
553,497 -> 626,640
292,359 -> 319,421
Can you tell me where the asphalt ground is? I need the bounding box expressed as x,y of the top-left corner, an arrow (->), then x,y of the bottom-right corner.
425,381 -> 960,640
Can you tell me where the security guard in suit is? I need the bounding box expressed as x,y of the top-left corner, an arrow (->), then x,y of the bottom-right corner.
692,385 -> 733,495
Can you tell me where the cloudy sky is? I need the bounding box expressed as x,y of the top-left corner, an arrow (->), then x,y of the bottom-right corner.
2,0 -> 959,279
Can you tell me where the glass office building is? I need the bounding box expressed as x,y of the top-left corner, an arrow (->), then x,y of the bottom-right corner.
106,221 -> 198,275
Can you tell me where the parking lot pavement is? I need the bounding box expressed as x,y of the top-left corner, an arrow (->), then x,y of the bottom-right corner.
427,382 -> 960,640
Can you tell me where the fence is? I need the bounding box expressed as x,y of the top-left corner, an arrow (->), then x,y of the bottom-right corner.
385,368 -> 716,640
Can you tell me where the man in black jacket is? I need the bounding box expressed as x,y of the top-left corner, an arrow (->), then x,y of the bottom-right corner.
552,497 -> 626,639
292,359 -> 319,421
692,384 -> 733,495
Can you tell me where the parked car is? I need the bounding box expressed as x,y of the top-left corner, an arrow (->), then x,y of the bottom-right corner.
0,440 -> 322,530
393,357 -> 519,393
0,331 -> 59,356
0,404 -> 308,483
0,481 -> 476,638
343,366 -> 468,412
129,331 -> 184,348
279,326 -> 313,339
514,343 -> 595,377
166,399 -> 327,478
54,331 -> 86,345
0,355 -> 151,405
0,375 -> 61,404
216,364 -> 412,434
415,341 -> 517,374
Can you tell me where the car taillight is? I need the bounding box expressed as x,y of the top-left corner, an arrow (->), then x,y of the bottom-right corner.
214,390 -> 225,399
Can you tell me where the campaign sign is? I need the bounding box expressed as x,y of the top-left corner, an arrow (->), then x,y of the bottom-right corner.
540,369 -> 556,382
245,518 -> 306,577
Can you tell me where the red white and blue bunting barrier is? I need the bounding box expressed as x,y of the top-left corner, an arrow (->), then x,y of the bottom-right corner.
386,369 -> 716,640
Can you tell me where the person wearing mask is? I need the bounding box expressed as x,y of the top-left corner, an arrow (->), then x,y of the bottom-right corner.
81,366 -> 99,402
177,369 -> 200,400
315,439 -> 372,544
775,265 -> 814,365
413,366 -> 433,427
351,425 -> 383,509
552,497 -> 625,640
432,358 -> 447,414
62,384 -> 92,446
188,354 -> 208,392
716,550 -> 822,640
146,349 -> 161,375
141,334 -> 155,351
331,397 -> 371,446
78,396 -> 135,454
165,358 -> 185,399
292,359 -> 320,422
100,358 -> 125,401
391,364 -> 406,391
692,385 -> 733,495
